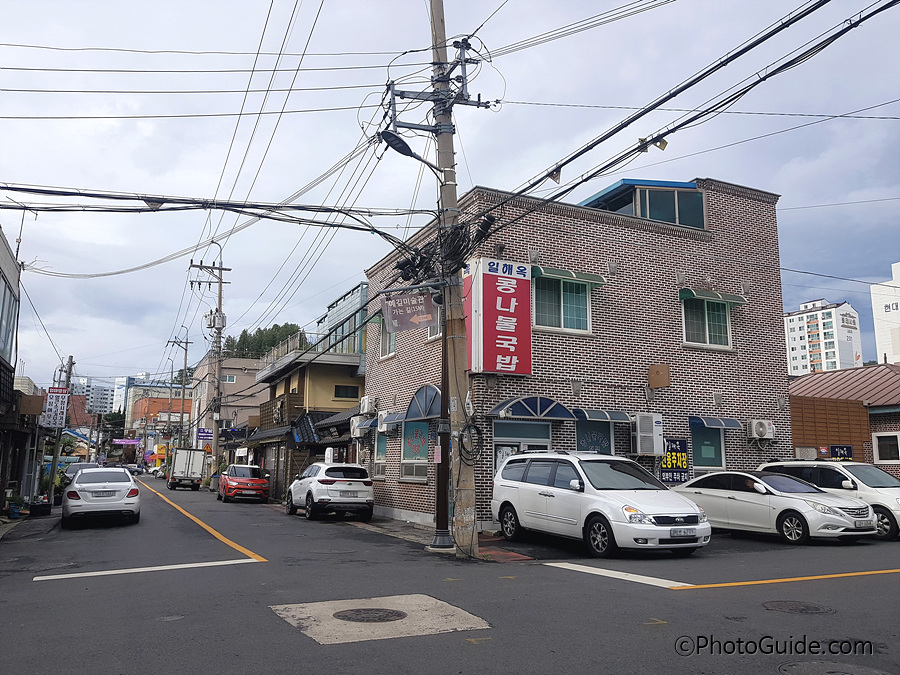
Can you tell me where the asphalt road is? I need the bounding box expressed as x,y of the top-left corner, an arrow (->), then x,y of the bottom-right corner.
1,478 -> 897,675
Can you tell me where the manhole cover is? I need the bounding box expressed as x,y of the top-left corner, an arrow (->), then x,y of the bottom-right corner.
779,661 -> 893,675
158,615 -> 184,622
763,600 -> 835,615
332,608 -> 408,623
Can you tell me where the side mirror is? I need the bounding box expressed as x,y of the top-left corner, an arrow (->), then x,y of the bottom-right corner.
264,473 -> 271,481
294,474 -> 300,481
569,479 -> 584,492
753,482 -> 768,495
841,479 -> 856,490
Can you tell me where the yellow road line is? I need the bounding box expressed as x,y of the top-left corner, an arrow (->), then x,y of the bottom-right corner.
139,480 -> 267,562
669,567 -> 900,590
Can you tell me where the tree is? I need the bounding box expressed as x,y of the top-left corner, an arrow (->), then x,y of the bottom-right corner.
173,367 -> 195,385
864,360 -> 878,366
223,323 -> 302,357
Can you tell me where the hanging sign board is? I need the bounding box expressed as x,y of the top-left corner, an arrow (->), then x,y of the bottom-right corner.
381,293 -> 438,333
40,387 -> 69,428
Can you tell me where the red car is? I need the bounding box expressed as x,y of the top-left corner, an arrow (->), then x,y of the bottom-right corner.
217,464 -> 269,503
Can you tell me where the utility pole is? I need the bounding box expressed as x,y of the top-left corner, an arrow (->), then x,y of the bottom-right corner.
167,336 -> 192,462
47,355 -> 74,506
190,256 -> 228,481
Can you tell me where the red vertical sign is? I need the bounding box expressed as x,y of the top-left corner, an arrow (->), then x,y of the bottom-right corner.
465,258 -> 532,375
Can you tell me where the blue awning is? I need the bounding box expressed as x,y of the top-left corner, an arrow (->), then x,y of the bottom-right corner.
356,418 -> 378,430
689,416 -> 742,430
487,396 -> 575,420
382,413 -> 405,424
404,384 -> 441,421
572,408 -> 631,423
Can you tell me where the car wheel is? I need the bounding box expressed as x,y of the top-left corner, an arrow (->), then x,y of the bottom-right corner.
584,515 -> 618,558
60,515 -> 72,530
285,493 -> 297,515
874,506 -> 899,540
216,490 -> 222,501
670,547 -> 698,557
222,491 -> 230,504
359,508 -> 373,523
499,505 -> 522,541
304,493 -> 317,520
777,511 -> 809,544
166,481 -> 175,490
191,485 -> 200,491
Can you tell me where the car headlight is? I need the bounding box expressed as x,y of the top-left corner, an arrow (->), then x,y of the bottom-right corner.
804,500 -> 838,515
623,505 -> 654,524
697,506 -> 708,523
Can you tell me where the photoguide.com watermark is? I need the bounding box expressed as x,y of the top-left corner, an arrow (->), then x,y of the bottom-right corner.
675,634 -> 874,657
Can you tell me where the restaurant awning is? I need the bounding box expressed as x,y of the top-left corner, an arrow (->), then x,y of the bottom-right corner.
572,408 -> 632,423
404,384 -> 441,421
688,416 -> 743,430
678,288 -> 747,305
487,396 -> 576,420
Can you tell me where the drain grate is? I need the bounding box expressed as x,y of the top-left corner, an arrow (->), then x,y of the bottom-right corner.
332,608 -> 408,623
763,600 -> 835,614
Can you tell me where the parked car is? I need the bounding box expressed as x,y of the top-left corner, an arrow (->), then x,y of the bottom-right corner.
673,470 -> 876,544
217,464 -> 269,503
124,463 -> 143,475
285,462 -> 374,521
491,452 -> 711,558
62,462 -> 100,485
61,467 -> 141,528
757,460 -> 900,541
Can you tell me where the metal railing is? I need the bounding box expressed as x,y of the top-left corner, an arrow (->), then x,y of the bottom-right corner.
258,330 -> 361,368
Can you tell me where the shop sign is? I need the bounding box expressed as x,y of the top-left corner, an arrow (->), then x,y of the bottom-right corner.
403,422 -> 430,460
830,444 -> 853,459
463,258 -> 532,375
660,439 -> 690,483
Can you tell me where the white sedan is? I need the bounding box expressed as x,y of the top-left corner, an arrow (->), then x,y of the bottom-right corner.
673,471 -> 876,544
61,467 -> 141,528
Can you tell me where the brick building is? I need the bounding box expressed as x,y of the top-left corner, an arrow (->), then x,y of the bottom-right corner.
360,178 -> 793,528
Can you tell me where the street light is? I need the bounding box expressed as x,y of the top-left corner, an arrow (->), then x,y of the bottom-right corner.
380,130 -> 444,179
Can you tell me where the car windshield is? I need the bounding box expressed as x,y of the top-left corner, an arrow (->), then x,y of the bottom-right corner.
578,460 -> 666,490
325,466 -> 369,480
66,463 -> 99,475
758,474 -> 821,493
232,466 -> 263,478
75,470 -> 131,484
843,464 -> 900,488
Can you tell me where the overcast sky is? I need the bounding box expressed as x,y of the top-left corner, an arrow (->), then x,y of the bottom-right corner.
1,0 -> 898,389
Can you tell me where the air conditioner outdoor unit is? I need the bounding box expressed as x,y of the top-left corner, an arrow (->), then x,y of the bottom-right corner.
377,410 -> 391,433
360,396 -> 376,414
748,419 -> 776,439
631,413 -> 664,456
350,415 -> 366,438
325,447 -> 335,463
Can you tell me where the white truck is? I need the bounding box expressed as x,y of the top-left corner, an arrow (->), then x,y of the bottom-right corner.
166,448 -> 205,491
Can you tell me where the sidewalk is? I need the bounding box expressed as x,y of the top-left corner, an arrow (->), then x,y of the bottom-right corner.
0,509 -> 59,542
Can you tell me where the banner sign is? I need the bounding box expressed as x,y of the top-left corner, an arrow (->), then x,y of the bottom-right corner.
113,439 -> 142,445
40,387 -> 69,428
197,428 -> 213,441
660,439 -> 690,483
463,258 -> 532,375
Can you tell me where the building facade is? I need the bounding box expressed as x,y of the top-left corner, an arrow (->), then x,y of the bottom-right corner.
360,178 -> 793,528
783,299 -> 862,375
72,377 -> 115,414
870,261 -> 900,365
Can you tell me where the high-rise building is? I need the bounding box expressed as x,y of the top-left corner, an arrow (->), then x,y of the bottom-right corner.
870,261 -> 900,365
72,376 -> 115,414
784,299 -> 862,375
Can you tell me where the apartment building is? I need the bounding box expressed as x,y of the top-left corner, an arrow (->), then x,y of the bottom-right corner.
784,299 -> 862,375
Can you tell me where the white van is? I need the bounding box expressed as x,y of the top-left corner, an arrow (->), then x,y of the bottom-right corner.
758,460 -> 900,540
491,452 -> 711,557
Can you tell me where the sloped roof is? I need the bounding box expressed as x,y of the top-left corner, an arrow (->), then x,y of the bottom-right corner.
293,411 -> 339,444
314,404 -> 360,429
789,364 -> 900,406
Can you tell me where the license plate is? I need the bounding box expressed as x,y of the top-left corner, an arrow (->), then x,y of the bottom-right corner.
855,520 -> 872,528
670,527 -> 696,537
340,490 -> 358,498
242,490 -> 257,495
92,490 -> 115,497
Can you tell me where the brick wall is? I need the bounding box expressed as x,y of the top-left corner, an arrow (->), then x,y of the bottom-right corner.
363,179 -> 793,527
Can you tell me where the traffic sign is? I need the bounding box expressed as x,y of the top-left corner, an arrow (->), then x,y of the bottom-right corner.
204,443 -> 212,453
381,292 -> 438,333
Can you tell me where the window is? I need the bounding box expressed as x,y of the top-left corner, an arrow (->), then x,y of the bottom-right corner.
334,385 -> 359,399
822,311 -> 832,319
691,426 -> 724,469
825,351 -> 836,359
823,331 -> 834,339
427,305 -> 443,340
683,298 -> 730,347
636,188 -> 705,228
374,433 -> 386,478
523,460 -> 555,485
823,321 -> 833,329
534,277 -> 589,331
553,461 -> 581,489
380,318 -> 395,357
401,421 -> 429,480
873,433 -> 900,463
220,374 -> 236,383
789,327 -> 796,333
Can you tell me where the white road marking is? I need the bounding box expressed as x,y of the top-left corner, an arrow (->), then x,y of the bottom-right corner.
33,558 -> 258,582
544,562 -> 693,589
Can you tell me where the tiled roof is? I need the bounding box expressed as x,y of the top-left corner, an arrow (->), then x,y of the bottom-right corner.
293,411 -> 339,444
315,404 -> 361,429
788,364 -> 900,406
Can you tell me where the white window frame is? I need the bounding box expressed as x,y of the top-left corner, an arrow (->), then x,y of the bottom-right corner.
220,374 -> 236,383
682,298 -> 733,349
427,305 -> 443,341
532,276 -> 591,333
872,432 -> 900,464
380,318 -> 395,358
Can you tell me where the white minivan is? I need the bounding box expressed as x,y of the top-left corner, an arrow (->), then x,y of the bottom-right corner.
758,460 -> 900,540
491,452 -> 711,557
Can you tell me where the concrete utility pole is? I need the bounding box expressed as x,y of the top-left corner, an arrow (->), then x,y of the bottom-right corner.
190,256 -> 228,481
48,355 -> 74,505
167,336 -> 192,459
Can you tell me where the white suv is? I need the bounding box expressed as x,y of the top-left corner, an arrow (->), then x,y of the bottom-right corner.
758,460 -> 900,540
491,452 -> 711,557
285,462 -> 374,522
